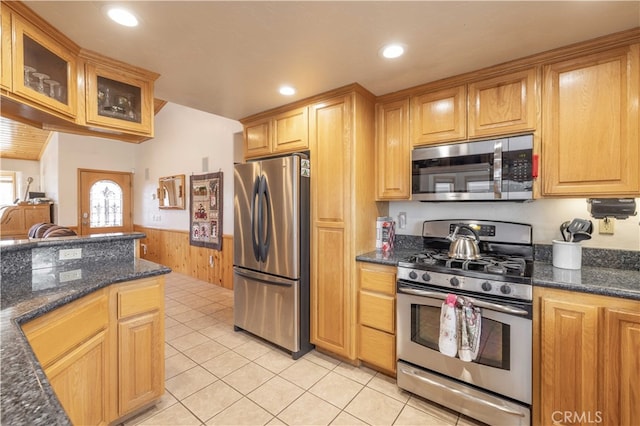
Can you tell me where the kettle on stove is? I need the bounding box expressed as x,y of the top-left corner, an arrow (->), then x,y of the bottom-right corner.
447,224 -> 481,260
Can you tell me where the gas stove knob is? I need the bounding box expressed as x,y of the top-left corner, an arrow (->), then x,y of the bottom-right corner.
409,271 -> 418,280
481,281 -> 492,292
421,272 -> 431,282
450,277 -> 460,287
500,284 -> 512,295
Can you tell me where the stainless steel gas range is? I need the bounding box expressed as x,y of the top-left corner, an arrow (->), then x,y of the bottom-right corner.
396,219 -> 533,426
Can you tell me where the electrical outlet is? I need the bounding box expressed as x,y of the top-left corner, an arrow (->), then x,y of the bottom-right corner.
59,269 -> 82,283
599,218 -> 615,235
59,248 -> 82,260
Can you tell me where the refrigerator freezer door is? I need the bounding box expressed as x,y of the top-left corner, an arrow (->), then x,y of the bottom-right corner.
260,155 -> 300,279
234,162 -> 261,272
233,267 -> 300,352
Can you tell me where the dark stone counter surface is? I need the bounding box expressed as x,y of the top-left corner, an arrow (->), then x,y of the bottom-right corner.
356,248 -> 640,301
0,233 -> 170,425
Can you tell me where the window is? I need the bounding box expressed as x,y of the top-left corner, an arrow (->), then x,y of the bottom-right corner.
0,171 -> 16,205
89,179 -> 123,227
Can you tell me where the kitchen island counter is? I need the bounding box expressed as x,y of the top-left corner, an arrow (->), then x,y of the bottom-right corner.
0,233 -> 170,425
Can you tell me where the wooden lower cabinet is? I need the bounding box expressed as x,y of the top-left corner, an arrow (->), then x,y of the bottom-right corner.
46,331 -> 110,425
534,287 -> 640,426
22,276 -> 165,425
115,277 -> 164,416
357,262 -> 396,374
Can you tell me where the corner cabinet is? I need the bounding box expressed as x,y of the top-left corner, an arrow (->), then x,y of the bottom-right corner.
243,106 -> 308,159
357,262 -> 396,374
309,87 -> 380,361
542,44 -> 640,197
21,276 -> 165,425
83,51 -> 157,137
375,97 -> 411,200
533,287 -> 640,426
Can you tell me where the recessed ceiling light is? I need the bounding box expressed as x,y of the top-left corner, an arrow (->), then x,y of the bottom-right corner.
380,43 -> 406,59
106,7 -> 139,27
279,86 -> 296,96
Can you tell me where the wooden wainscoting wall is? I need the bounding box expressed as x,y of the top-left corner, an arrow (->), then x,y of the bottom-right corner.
133,225 -> 233,289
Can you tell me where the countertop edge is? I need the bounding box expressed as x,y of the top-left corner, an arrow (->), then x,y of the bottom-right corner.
1,261 -> 171,426
356,251 -> 640,301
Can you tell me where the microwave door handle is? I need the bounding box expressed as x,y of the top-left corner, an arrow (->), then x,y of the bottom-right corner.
397,285 -> 529,316
493,140 -> 502,199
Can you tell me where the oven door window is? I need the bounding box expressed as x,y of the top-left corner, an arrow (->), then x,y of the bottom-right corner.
411,304 -> 510,370
412,154 -> 494,195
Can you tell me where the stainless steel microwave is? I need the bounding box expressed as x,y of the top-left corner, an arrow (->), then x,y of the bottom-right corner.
411,134 -> 534,201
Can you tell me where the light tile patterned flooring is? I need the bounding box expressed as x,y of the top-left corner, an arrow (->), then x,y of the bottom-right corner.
123,272 -> 484,426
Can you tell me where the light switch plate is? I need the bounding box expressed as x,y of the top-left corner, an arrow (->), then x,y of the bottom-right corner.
59,269 -> 82,282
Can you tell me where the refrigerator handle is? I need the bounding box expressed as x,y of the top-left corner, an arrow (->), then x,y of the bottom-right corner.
260,175 -> 272,262
251,176 -> 261,262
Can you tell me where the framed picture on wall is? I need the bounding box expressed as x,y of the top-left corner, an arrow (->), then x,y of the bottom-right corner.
189,172 -> 222,250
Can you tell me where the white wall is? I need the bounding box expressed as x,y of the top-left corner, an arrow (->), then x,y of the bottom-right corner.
389,198 -> 640,250
134,102 -> 242,235
54,133 -> 136,226
39,133 -> 59,220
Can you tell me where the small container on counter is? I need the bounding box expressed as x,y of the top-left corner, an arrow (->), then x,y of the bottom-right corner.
376,216 -> 395,252
552,240 -> 582,270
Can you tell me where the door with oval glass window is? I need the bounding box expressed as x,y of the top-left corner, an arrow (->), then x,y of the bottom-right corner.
78,169 -> 132,235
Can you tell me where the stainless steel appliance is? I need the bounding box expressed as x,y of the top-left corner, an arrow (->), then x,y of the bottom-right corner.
396,219 -> 533,425
411,134 -> 534,201
233,154 -> 313,359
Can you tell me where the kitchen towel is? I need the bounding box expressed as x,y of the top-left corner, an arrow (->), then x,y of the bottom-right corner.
456,297 -> 482,362
438,294 -> 458,357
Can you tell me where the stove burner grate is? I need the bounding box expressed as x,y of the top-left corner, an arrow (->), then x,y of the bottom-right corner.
405,250 -> 528,277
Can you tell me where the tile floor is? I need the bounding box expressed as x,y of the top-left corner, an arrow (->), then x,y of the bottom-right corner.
123,272 -> 485,426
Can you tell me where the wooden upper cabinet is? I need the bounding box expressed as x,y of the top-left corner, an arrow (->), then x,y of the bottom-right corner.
468,68 -> 538,138
411,85 -> 467,146
244,106 -> 308,159
10,12 -> 78,118
542,44 -> 640,197
83,53 -> 156,136
375,97 -> 411,200
1,4 -> 11,90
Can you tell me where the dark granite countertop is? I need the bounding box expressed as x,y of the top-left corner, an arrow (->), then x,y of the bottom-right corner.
356,250 -> 640,301
0,232 -> 145,253
0,258 -> 171,425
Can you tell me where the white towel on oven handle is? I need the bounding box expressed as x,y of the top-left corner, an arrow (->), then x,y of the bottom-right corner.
456,297 -> 482,362
438,294 -> 458,357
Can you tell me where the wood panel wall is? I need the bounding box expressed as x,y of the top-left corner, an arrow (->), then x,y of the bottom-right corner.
133,225 -> 233,289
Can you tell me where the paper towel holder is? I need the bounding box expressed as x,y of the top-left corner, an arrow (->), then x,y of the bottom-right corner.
587,198 -> 637,219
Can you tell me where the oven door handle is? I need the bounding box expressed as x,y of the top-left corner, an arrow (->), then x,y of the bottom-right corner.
397,286 -> 529,316
398,364 -> 526,418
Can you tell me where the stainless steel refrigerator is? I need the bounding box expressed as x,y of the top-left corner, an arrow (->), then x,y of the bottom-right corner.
233,153 -> 312,359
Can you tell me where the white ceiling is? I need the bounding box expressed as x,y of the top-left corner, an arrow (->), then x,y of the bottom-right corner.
24,1 -> 640,121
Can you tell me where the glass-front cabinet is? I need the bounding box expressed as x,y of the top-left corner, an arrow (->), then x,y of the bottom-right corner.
10,13 -> 77,118
84,60 -> 154,136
